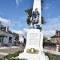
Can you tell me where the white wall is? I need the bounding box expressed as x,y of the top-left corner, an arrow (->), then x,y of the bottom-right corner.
19,36 -> 24,43
3,36 -> 9,44
0,30 -> 15,46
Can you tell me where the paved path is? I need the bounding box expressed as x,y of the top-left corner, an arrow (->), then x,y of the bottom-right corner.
0,46 -> 24,58
0,52 -> 8,55
0,47 -> 60,60
43,49 -> 60,55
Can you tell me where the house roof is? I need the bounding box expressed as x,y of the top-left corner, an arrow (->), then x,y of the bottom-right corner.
51,35 -> 60,38
0,30 -> 14,37
51,30 -> 60,38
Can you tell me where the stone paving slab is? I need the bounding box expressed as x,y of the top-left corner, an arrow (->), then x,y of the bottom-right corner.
0,52 -> 8,55
43,49 -> 60,55
0,47 -> 9,49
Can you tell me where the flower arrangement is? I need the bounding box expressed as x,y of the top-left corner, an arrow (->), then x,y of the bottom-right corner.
26,48 -> 39,54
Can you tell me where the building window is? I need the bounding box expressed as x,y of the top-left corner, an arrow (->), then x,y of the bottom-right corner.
9,37 -> 12,43
0,38 -> 3,43
0,38 -> 1,43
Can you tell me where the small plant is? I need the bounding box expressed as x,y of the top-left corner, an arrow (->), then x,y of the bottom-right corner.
46,53 -> 58,60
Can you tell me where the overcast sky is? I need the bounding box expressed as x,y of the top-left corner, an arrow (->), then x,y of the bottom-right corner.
0,0 -> 60,38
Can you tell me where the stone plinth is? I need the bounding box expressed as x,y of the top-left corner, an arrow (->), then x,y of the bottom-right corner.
19,29 -> 49,60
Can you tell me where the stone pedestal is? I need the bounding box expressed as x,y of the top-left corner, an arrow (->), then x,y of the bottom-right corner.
19,52 -> 49,60
19,29 -> 49,60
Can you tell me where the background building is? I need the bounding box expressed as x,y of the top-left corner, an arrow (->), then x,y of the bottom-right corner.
51,30 -> 60,44
0,21 -> 15,46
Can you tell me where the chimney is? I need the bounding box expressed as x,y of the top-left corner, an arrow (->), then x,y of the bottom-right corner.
6,27 -> 9,32
56,30 -> 58,36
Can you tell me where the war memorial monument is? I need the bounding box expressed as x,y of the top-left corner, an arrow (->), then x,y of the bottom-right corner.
19,0 -> 49,60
